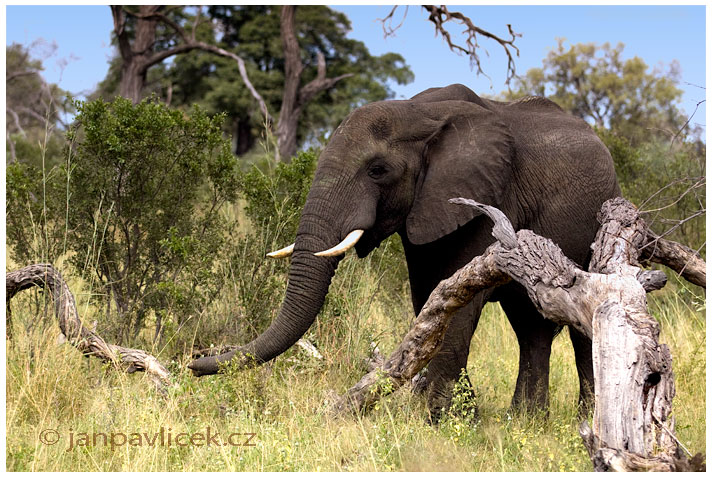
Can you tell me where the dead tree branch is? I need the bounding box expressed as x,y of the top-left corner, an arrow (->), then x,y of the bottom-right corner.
421,5 -> 520,85
642,233 -> 706,288
6,264 -> 171,389
332,197 -> 704,471
376,6 -> 520,85
377,6 -> 410,38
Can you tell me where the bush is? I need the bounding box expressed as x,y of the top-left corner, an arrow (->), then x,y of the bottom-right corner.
7,96 -> 241,345
597,129 -> 705,254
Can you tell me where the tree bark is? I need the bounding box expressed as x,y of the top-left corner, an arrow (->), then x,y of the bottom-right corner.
112,5 -> 161,103
332,197 -> 704,471
6,264 -> 171,389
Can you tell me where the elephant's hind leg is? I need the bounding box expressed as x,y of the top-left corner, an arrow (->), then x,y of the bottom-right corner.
499,292 -> 557,415
569,327 -> 595,416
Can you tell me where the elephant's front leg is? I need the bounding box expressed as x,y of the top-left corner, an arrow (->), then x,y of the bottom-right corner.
424,292 -> 487,423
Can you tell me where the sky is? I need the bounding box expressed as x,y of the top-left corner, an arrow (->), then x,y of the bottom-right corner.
3,4 -> 708,135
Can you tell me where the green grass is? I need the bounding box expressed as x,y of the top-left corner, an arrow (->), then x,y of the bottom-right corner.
5,257 -> 706,472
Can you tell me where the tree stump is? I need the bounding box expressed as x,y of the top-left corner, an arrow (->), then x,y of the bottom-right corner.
6,263 -> 171,389
332,197 -> 705,471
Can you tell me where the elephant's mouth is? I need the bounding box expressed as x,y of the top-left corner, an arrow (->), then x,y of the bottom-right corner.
354,229 -> 382,258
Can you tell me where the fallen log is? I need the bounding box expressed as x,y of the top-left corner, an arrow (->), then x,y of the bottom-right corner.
6,263 -> 171,389
332,197 -> 704,471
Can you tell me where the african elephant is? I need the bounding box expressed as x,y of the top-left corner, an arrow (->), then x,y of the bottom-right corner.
189,84 -> 620,419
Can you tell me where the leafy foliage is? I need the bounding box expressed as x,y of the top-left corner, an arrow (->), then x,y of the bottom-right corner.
241,151 -> 318,243
504,40 -> 688,146
7,96 -> 241,343
166,5 -> 413,155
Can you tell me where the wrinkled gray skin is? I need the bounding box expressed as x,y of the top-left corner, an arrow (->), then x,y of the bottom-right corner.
190,84 -> 620,419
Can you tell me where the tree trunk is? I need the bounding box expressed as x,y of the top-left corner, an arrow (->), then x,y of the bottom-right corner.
275,5 -> 353,161
332,197 -> 705,471
119,62 -> 148,104
276,5 -> 303,162
234,118 -> 255,155
112,5 -> 161,103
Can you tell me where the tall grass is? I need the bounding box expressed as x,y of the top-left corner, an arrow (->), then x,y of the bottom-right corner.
6,254 -> 705,471
5,108 -> 705,471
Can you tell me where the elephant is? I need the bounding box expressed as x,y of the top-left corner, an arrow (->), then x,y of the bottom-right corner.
189,83 -> 620,420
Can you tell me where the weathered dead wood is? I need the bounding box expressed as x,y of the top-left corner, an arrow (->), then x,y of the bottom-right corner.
330,245 -> 510,415
579,198 -> 682,470
332,197 -> 704,471
642,233 -> 706,288
6,264 -> 171,388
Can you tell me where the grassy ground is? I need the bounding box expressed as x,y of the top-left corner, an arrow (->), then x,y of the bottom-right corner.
5,255 -> 705,472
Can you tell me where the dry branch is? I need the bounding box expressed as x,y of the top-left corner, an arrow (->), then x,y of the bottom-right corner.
376,6 -> 520,85
6,264 -> 171,388
331,245 -> 509,415
642,233 -> 706,288
422,5 -> 520,85
332,197 -> 704,471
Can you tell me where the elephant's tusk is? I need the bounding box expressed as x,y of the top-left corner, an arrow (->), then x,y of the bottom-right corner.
266,243 -> 294,258
314,230 -> 364,257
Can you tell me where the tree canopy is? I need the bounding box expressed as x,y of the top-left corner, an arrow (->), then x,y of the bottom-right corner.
503,40 -> 689,146
6,43 -> 72,166
96,5 -> 414,160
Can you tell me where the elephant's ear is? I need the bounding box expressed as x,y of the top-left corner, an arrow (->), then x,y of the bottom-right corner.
406,101 -> 514,245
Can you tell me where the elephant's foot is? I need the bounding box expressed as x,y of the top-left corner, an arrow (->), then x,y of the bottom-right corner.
425,369 -> 478,424
576,381 -> 595,419
509,376 -> 550,418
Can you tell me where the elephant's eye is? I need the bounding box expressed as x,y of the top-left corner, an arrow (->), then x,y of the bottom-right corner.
368,165 -> 388,179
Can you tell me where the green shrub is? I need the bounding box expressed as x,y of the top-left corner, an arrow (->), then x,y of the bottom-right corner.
7,96 -> 241,345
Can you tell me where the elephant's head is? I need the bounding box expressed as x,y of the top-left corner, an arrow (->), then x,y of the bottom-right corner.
188,84 -> 514,375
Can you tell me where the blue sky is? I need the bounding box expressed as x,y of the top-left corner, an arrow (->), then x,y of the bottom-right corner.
4,4 -> 707,134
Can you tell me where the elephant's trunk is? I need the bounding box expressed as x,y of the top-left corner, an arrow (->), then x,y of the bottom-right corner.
188,214 -> 342,376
